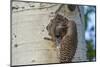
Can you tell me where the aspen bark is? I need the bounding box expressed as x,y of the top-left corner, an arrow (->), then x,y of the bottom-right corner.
12,1 -> 87,66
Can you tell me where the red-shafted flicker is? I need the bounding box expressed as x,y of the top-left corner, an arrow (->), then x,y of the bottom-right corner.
46,10 -> 77,63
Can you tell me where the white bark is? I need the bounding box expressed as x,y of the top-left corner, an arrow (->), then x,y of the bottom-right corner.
12,1 -> 87,66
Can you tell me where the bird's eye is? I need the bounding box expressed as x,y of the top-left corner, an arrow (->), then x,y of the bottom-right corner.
67,5 -> 76,12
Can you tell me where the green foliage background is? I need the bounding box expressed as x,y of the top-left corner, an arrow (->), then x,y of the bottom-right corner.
84,6 -> 96,61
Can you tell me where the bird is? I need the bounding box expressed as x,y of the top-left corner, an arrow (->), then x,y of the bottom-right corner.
46,13 -> 78,63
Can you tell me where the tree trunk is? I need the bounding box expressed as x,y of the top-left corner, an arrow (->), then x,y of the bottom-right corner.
12,1 -> 87,66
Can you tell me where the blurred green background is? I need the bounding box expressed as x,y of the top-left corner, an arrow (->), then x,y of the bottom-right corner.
84,6 -> 96,61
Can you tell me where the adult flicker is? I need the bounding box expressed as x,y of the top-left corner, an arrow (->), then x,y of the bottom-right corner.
46,13 -> 77,63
